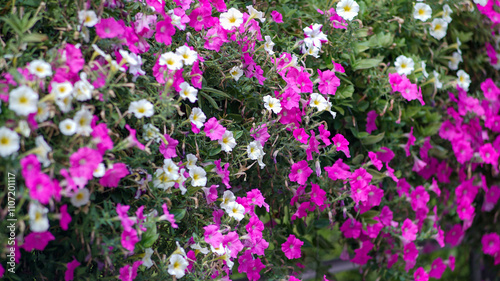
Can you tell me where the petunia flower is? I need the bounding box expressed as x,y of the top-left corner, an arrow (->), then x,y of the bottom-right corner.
289,160 -> 313,185
282,235 -> 304,259
64,258 -> 80,281
204,117 -> 226,141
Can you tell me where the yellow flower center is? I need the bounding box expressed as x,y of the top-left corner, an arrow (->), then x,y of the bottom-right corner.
0,137 -> 9,145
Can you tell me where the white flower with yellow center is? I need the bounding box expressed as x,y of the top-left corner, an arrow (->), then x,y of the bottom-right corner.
226,201 -> 245,221
163,159 -> 180,180
264,36 -> 275,55
28,59 -> 52,78
0,127 -> 20,157
93,163 -> 105,178
51,81 -> 73,99
153,168 -> 176,191
443,4 -> 453,23
395,55 -> 415,75
247,140 -> 264,160
17,120 -> 30,137
303,42 -> 320,58
218,130 -> 237,153
263,95 -> 282,114
129,99 -> 154,119
168,10 -> 185,30
448,52 -> 463,70
304,24 -> 328,48
59,119 -> 77,136
29,203 -> 49,233
73,76 -> 94,101
189,107 -> 207,128
73,108 -> 93,136
35,136 -> 52,167
229,66 -> 244,81
143,123 -> 161,142
430,18 -> 448,40
142,248 -> 154,268
168,254 -> 188,279
176,45 -> 198,66
110,60 -> 126,72
159,52 -> 183,71
70,188 -> 90,207
55,93 -> 73,113
210,243 -> 226,255
413,3 -> 432,21
9,85 -> 39,116
175,168 -> 188,195
247,5 -> 265,22
433,70 -> 443,89
36,101 -> 50,122
336,0 -> 359,21
189,166 -> 207,187
221,190 -> 236,210
190,243 -> 209,255
309,93 -> 328,111
118,49 -> 138,66
457,70 -> 471,91
179,82 -> 198,103
186,154 -> 198,170
78,10 -> 99,27
220,8 -> 244,30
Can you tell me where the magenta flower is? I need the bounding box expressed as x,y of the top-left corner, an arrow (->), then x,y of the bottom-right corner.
445,224 -> 464,246
448,255 -> 456,271
246,257 -> 265,281
291,201 -> 313,221
121,228 -> 139,252
204,117 -> 226,141
247,189 -> 269,211
368,151 -> 383,170
414,267 -> 429,281
332,134 -> 351,157
70,147 -> 102,180
223,231 -> 244,258
397,178 -> 411,197
119,261 -> 142,281
26,172 -> 55,205
214,159 -> 231,189
125,124 -> 145,150
91,123 -> 114,154
340,218 -> 362,239
282,235 -> 304,259
204,224 -> 223,248
95,18 -> 125,39
281,89 -> 301,110
21,231 -> 55,251
99,163 -> 129,188
202,185 -> 218,204
159,134 -> 178,159
350,240 -> 374,265
271,11 -> 283,23
64,258 -> 80,281
349,168 -> 373,203
483,185 -> 500,212
306,130 -> 320,161
429,257 -> 446,279
405,127 -> 416,157
403,242 -> 418,262
410,186 -> 429,211
155,17 -> 175,45
324,159 -> 351,181
482,233 -> 500,255
190,61 -> 203,89
20,154 -> 40,181
161,203 -> 178,228
59,204 -> 72,231
379,206 -> 394,226
366,110 -> 378,134
188,3 -> 214,31
457,201 -> 475,221
317,69 -> 340,96
289,160 -> 313,185
250,124 -> 270,146
310,183 -> 327,207
249,236 -> 269,256
0,265 -> 3,278
318,124 -> 332,146
452,140 -> 473,164
402,219 -> 418,242
293,127 -> 309,144
481,78 -> 500,100
479,143 -> 499,165
246,215 -> 265,241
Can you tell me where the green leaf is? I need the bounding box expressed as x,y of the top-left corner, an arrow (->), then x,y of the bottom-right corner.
141,224 -> 159,248
366,168 -> 387,181
360,210 -> 379,220
199,91 -> 221,111
336,84 -> 354,99
203,87 -> 231,99
233,130 -> 244,140
352,154 -> 364,165
208,146 -> 222,156
352,57 -> 384,71
22,33 -> 48,43
361,132 -> 385,145
170,209 -> 187,221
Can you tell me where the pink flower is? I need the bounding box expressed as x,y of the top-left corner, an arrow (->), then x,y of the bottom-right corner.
289,160 -> 313,185
306,130 -> 320,161
246,257 -> 265,281
161,203 -> 178,228
445,224 -> 464,246
121,229 -> 139,252
155,17 -> 176,45
429,257 -> 446,279
293,127 -> 309,144
379,206 -> 394,226
91,123 -> 114,154
479,143 -> 499,165
340,218 -> 362,239
95,18 -> 125,39
282,234 -> 304,259
310,183 -> 327,207
223,231 -> 244,258
204,117 -> 226,141
332,134 -> 350,157
204,225 -> 223,248
247,189 -> 269,211
350,240 -> 373,265
397,178 -> 411,197
317,69 -> 340,96
99,163 -> 129,188
368,151 -> 383,170
214,159 -> 231,189
457,201 -> 475,221
119,261 -> 142,281
64,258 -> 80,281
21,231 -> 55,251
202,184 -> 218,204
159,134 -> 178,159
289,277 -> 300,281
448,255 -> 456,271
483,185 -> 500,212
481,78 -> 500,100
26,172 -> 55,204
452,140 -> 473,164
125,124 -> 145,150
60,204 -> 72,230
70,147 -> 102,180
190,61 -> 203,89
482,233 -> 500,255
188,3 -> 214,31
324,159 -> 351,181
20,154 -> 40,181
405,127 -> 416,157
250,124 -> 270,146
281,89 -> 301,110
349,168 -> 372,203
403,242 -> 418,263
291,201 -> 313,221
246,215 -> 264,241
402,219 -> 418,242
410,186 -> 429,211
366,110 -> 378,134
0,264 -> 3,278
271,11 -> 283,23
412,155 -> 427,173
327,9 -> 348,29
318,124 -> 332,146
414,267 -> 429,281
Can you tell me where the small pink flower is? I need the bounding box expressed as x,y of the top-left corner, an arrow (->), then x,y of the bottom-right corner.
121,229 -> 139,252
410,186 -> 429,211
350,240 -> 373,265
340,218 -> 362,239
250,124 -> 270,146
448,255 -> 456,271
95,18 -> 124,39
20,154 -> 40,181
64,258 -> 80,281
405,127 -> 416,157
26,172 -> 55,205
246,257 -> 265,281
332,134 -> 350,157
403,242 -> 418,263
414,267 -> 429,281
155,17 -> 176,45
289,160 -> 313,185
161,203 -> 178,228
204,224 -> 223,248
271,11 -> 283,23
204,117 -> 226,141
293,127 -> 309,144
482,233 -> 500,255
402,219 -> 418,242
70,147 -> 102,180
366,110 -> 378,134
445,224 -> 464,247
99,163 -> 129,188
223,231 -> 244,258
318,124 -> 332,146
202,185 -> 218,204
310,183 -> 327,207
119,261 -> 142,281
368,151 -> 383,170
159,134 -> 178,159
282,234 -> 304,259
21,231 -> 55,251
60,204 -> 72,231
306,130 -> 320,161
91,123 -> 114,154
324,159 -> 351,181
317,69 -> 340,96
125,124 -> 145,150
479,143 -> 499,165
429,257 -> 446,279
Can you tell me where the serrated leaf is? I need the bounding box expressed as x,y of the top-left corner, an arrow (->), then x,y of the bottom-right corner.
361,132 -> 385,145
352,57 -> 384,71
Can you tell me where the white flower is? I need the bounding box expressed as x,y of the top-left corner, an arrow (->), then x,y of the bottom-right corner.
163,159 -> 180,180
127,53 -> 145,79
59,119 -> 77,136
29,203 -> 49,233
247,141 -> 264,160
190,243 -> 209,255
118,49 -> 138,66
433,70 -> 443,89
93,163 -> 106,178
336,0 -> 359,21
186,154 -> 198,170
159,52 -> 183,70
17,120 -> 30,137
168,254 -> 188,279
143,123 -> 161,142
110,60 -> 126,72
443,4 -> 453,23
55,93 -> 73,113
189,166 -> 207,187
74,108 -> 93,136
247,5 -> 265,22
176,45 -> 198,65
263,95 -> 282,114
325,97 -> 338,119
264,36 -> 275,55
430,18 -> 448,40
448,52 -> 463,70
36,102 -> 50,122
78,10 -> 99,27
394,55 -> 415,75
129,99 -> 154,118
421,61 -> 429,78
413,3 -> 432,21
0,127 -> 19,157
473,0 -> 488,6
153,168 -> 176,191
28,60 -> 52,78
9,86 -> 39,116
457,70 -> 471,91
179,82 -> 198,103
218,130 -> 237,152
73,75 -> 94,101
303,24 -> 328,48
303,42 -> 320,58
51,81 -> 73,99
169,11 -> 186,30
189,107 -> 207,128
226,201 -> 245,221
142,248 -> 154,268
229,66 -> 244,81
175,168 -> 188,195
221,191 -> 236,210
309,93 -> 328,111
210,243 -> 226,255
220,8 -> 244,30
70,188 -> 90,207
34,136 -> 52,167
